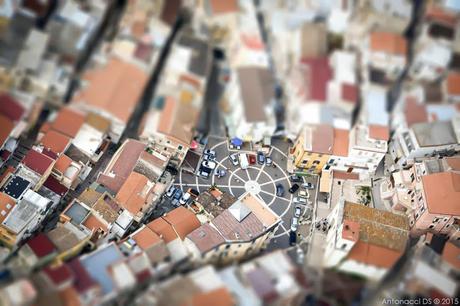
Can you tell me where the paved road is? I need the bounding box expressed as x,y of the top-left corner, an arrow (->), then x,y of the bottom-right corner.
173,136 -> 314,249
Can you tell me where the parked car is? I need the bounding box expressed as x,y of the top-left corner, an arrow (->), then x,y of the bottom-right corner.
265,156 -> 273,166
187,188 -> 199,198
229,153 -> 239,166
204,149 -> 216,159
299,190 -> 309,198
179,192 -> 191,205
290,217 -> 299,232
290,175 -> 303,183
276,184 -> 285,197
293,196 -> 307,204
289,231 -> 297,246
302,182 -> 315,189
239,153 -> 249,169
248,154 -> 256,165
199,168 -> 210,178
294,206 -> 302,218
172,198 -> 180,206
173,189 -> 182,200
202,160 -> 217,170
166,186 -> 176,198
257,151 -> 265,165
289,184 -> 300,193
214,168 -> 226,178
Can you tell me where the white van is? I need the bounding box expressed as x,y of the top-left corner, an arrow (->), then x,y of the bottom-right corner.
239,153 -> 249,169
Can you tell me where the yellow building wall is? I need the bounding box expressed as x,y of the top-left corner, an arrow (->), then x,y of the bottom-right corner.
291,138 -> 330,174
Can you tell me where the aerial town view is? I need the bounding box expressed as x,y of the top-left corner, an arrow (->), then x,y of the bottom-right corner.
0,0 -> 459,305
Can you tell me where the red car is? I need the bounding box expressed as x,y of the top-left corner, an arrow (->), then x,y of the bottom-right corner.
248,154 -> 256,165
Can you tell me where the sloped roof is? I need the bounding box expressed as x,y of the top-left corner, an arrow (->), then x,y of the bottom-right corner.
370,32 -> 407,55
22,149 -> 54,175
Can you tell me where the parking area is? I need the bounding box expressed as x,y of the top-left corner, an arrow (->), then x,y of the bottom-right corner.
172,136 -> 318,250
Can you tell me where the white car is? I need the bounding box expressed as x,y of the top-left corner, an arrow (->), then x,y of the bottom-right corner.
229,153 -> 239,166
302,182 -> 315,189
204,149 -> 216,158
202,160 -> 217,170
239,153 -> 249,169
166,186 -> 176,198
293,197 -> 307,204
294,206 -> 302,218
179,192 -> 191,205
291,217 -> 299,232
298,190 -> 309,198
199,169 -> 210,178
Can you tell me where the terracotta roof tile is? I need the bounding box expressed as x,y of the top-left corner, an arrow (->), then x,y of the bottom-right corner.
52,107 -> 86,138
54,154 -> 73,174
26,233 -> 56,258
82,213 -> 108,232
442,241 -> 460,270
422,172 -> 460,215
301,57 -> 332,102
186,223 -> 225,253
0,192 -> 15,223
341,83 -> 358,103
132,226 -> 162,250
43,264 -> 73,286
332,129 -> 349,157
115,171 -> 151,215
147,217 -> 177,243
185,287 -> 235,306
446,72 -> 460,95
162,206 -> 201,240
369,125 -> 389,141
370,32 -> 407,55
40,130 -> 71,155
44,175 -> 69,196
0,113 -> 14,147
0,93 -> 25,121
97,139 -> 145,193
404,97 -> 428,127
347,240 -> 402,268
425,4 -> 458,26
209,0 -> 239,14
73,58 -> 148,124
22,149 -> 54,175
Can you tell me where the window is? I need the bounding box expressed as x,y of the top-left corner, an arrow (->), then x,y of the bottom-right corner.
178,145 -> 183,150
225,245 -> 230,249
429,224 -> 434,229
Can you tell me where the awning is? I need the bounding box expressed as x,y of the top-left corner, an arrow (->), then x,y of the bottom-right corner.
231,137 -> 243,146
190,140 -> 198,150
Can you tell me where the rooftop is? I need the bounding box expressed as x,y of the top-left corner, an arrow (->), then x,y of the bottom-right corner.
0,192 -> 15,223
404,97 -> 428,127
22,149 -> 54,176
422,172 -> 460,216
237,67 -> 274,122
147,206 -> 201,242
302,124 -> 334,154
0,114 -> 14,148
412,120 -> 458,147
51,107 -> 86,138
73,57 -> 148,124
187,223 -> 226,253
97,139 -> 146,193
446,72 -> 460,96
80,243 -> 123,294
370,32 -> 407,55
2,175 -> 30,199
0,93 -> 25,122
301,57 -> 332,102
115,171 -> 153,216
343,202 -> 409,252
